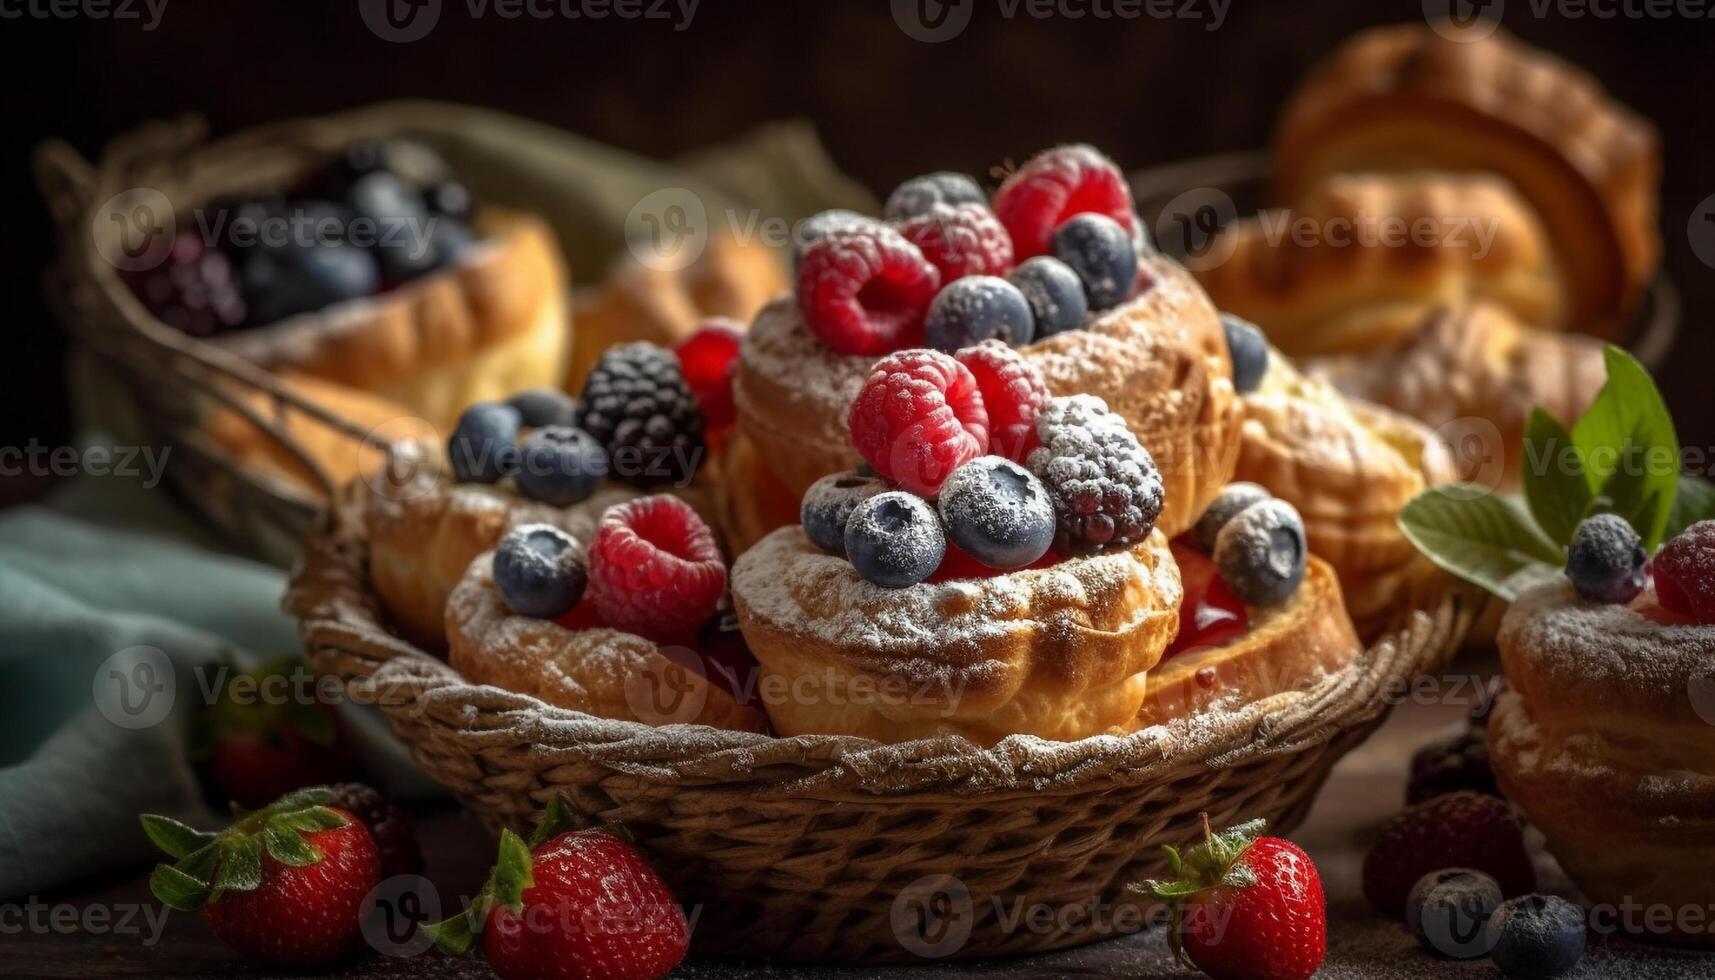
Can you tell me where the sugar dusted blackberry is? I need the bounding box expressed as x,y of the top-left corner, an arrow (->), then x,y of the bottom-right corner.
575,342 -> 705,487
1026,395 -> 1165,555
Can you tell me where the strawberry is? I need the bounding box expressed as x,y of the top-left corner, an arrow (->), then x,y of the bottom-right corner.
1362,790 -> 1535,918
429,796 -> 688,980
195,654 -> 357,809
141,788 -> 380,965
1136,816 -> 1326,980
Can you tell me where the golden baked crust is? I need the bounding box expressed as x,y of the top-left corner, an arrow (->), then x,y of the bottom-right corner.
1491,581 -> 1715,944
1271,23 -> 1660,336
1195,172 -> 1562,355
446,553 -> 769,733
713,428 -> 800,558
1233,356 -> 1457,638
568,233 -> 786,388
213,208 -> 569,432
732,253 -> 1242,539
731,527 -> 1182,745
1305,302 -> 1606,492
1138,557 -> 1359,727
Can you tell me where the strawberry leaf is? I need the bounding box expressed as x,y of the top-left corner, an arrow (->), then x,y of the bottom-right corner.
526,795 -> 588,848
423,907 -> 479,956
273,787 -> 335,810
490,829 -> 535,914
211,835 -> 263,901
176,842 -> 222,883
140,814 -> 217,860
1522,409 -> 1591,547
272,805 -> 348,833
149,864 -> 211,911
262,822 -> 323,868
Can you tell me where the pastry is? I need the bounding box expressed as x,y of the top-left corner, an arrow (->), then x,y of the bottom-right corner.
1232,354 -> 1457,637
446,497 -> 770,733
1194,172 -> 1563,356
730,145 -> 1241,549
1271,22 -> 1660,336
1304,302 -> 1606,492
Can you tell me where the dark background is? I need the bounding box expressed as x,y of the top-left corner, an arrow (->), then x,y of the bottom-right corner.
5,0 -> 1713,503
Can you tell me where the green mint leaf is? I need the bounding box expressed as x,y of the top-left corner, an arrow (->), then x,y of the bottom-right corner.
1398,488 -> 1563,601
262,821 -> 323,867
1668,475 -> 1715,541
211,835 -> 263,900
1571,346 -> 1680,549
149,864 -> 211,911
490,830 -> 535,913
139,814 -> 216,860
1522,408 -> 1592,546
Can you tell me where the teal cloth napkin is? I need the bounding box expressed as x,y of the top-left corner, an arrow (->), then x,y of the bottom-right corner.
0,471 -> 436,900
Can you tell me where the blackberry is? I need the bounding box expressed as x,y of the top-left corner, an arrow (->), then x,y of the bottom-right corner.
325,782 -> 423,879
575,342 -> 705,487
1407,725 -> 1499,805
121,231 -> 248,337
1025,395 -> 1164,555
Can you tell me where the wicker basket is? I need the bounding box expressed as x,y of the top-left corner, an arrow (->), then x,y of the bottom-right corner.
286,483 -> 1479,963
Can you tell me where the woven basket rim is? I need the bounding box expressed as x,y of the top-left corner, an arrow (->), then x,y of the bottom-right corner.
286,482 -> 1475,800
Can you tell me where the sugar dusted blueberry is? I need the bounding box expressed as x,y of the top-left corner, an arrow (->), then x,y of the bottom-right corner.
449,402 -> 521,484
493,524 -> 586,619
924,275 -> 1034,351
515,426 -> 607,507
883,172 -> 986,222
1193,482 -> 1273,553
1564,513 -> 1646,604
1488,895 -> 1585,978
801,470 -> 889,557
1220,313 -> 1269,394
1008,255 -> 1088,339
1050,213 -> 1137,310
844,491 -> 946,588
937,456 -> 1056,570
1213,498 -> 1307,606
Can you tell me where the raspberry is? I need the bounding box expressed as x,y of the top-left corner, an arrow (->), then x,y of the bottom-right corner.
121,231 -> 248,337
326,782 -> 423,879
576,342 -> 705,487
1362,791 -> 1535,918
954,342 -> 1049,462
1026,395 -> 1164,554
896,203 -> 1014,284
674,318 -> 744,431
588,495 -> 726,641
993,144 -> 1137,260
797,225 -> 941,355
1654,520 -> 1715,622
847,350 -> 989,497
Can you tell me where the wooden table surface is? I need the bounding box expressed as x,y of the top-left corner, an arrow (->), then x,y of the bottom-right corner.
10,661 -> 1714,979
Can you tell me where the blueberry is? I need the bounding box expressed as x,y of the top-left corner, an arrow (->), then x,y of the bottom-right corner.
794,209 -> 881,268
448,402 -> 521,484
1050,213 -> 1137,310
514,426 -> 607,506
1565,513 -> 1646,604
428,217 -> 476,267
1008,256 -> 1088,339
423,179 -> 473,222
844,491 -> 946,588
492,524 -> 587,619
1192,481 -> 1272,553
508,389 -> 579,428
347,172 -> 440,284
1220,313 -> 1269,394
924,276 -> 1034,351
1213,498 -> 1307,606
801,470 -> 889,557
239,241 -> 380,324
883,172 -> 987,222
1488,895 -> 1586,978
937,457 -> 1055,569
1407,868 -> 1502,959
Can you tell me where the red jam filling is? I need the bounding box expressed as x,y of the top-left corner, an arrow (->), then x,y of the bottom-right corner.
927,542 -> 1067,583
1165,541 -> 1249,660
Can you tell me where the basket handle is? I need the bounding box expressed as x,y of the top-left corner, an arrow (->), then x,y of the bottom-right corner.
33,140 -> 97,238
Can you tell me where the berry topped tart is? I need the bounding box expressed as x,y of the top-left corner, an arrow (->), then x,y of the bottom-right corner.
724,144 -> 1244,554
1399,347 -> 1715,945
364,341 -> 724,651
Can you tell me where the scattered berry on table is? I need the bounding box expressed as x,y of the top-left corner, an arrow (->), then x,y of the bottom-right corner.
1407,868 -> 1502,959
801,470 -> 890,557
992,144 -> 1137,260
493,524 -> 588,619
924,275 -> 1035,351
325,782 -> 424,879
506,388 -> 579,428
797,224 -> 941,355
844,491 -> 947,588
1407,725 -> 1499,805
1220,313 -> 1270,394
1565,513 -> 1647,604
1192,481 -> 1273,553
515,426 -> 607,507
575,342 -> 705,487
1489,894 -> 1587,979
1027,395 -> 1164,555
897,202 -> 1014,284
937,456 -> 1056,570
674,318 -> 745,431
847,349 -> 989,497
1007,255 -> 1088,339
120,231 -> 248,337
1213,498 -> 1307,606
793,209 -> 882,269
884,171 -> 987,221
448,402 -> 522,484
587,495 -> 725,641
1050,213 -> 1138,310
954,341 -> 1050,462
1653,519 -> 1715,622
1362,791 -> 1535,918
199,655 -> 357,810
